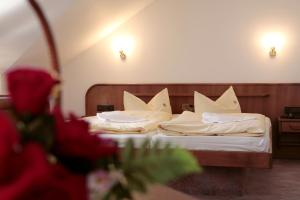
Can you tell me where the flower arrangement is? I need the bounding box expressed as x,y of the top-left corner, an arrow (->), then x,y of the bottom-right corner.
0,68 -> 200,199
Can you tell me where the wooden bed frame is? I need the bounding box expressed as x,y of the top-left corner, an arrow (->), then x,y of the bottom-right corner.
85,83 -> 300,168
0,95 -> 11,112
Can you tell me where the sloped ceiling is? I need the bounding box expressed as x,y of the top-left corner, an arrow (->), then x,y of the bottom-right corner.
0,0 -> 155,93
0,0 -> 73,93
0,0 -> 72,70
12,0 -> 156,68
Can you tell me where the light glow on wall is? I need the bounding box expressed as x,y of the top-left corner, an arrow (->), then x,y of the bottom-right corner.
111,36 -> 134,59
261,32 -> 285,57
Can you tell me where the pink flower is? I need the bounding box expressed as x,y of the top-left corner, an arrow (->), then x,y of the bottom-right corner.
88,170 -> 119,199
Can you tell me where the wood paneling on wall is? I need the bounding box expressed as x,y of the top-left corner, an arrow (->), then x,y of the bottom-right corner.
0,96 -> 11,112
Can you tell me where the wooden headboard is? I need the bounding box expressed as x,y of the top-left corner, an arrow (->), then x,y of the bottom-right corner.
86,83 -> 300,117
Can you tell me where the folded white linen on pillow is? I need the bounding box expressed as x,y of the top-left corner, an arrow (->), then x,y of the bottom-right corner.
202,112 -> 257,124
124,88 -> 172,114
194,86 -> 241,114
97,111 -> 147,123
84,111 -> 172,133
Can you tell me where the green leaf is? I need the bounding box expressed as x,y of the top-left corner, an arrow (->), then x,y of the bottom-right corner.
116,139 -> 201,198
103,182 -> 132,200
17,114 -> 55,151
136,139 -> 150,158
126,173 -> 147,193
121,139 -> 134,165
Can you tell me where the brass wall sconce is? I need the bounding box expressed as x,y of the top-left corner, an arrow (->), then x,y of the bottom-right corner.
119,49 -> 126,60
269,47 -> 276,57
112,36 -> 133,60
262,32 -> 285,58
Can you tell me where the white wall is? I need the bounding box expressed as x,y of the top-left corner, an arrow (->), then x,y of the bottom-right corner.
15,0 -> 154,71
0,0 -> 73,94
63,0 -> 300,115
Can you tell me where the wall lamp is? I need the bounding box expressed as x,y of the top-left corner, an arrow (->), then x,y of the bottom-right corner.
269,47 -> 276,57
119,49 -> 126,60
112,36 -> 134,60
262,32 -> 285,58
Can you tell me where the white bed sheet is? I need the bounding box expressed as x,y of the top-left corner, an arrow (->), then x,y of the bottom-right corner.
97,115 -> 180,148
99,131 -> 155,148
96,115 -> 271,153
152,117 -> 272,153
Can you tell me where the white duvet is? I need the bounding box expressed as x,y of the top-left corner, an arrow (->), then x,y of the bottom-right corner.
202,112 -> 257,123
83,111 -> 172,133
159,111 -> 266,136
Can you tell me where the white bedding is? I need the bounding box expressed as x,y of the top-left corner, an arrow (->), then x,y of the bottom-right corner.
97,111 -> 148,123
88,112 -> 271,153
83,111 -> 172,133
153,117 -> 272,153
99,117 -> 271,152
202,112 -> 257,123
100,132 -> 156,148
159,111 -> 266,136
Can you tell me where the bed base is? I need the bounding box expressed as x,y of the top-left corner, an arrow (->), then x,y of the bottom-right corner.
191,150 -> 272,169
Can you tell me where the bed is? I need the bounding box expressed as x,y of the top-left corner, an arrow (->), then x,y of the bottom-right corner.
85,83 -> 274,168
154,117 -> 272,152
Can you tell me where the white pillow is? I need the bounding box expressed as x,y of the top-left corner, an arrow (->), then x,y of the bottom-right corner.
194,86 -> 241,114
123,88 -> 172,114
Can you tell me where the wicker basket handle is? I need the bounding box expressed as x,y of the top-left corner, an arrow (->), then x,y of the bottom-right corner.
28,0 -> 61,107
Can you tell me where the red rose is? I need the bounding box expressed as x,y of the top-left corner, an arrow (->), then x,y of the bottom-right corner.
39,165 -> 87,200
0,143 -> 87,200
0,143 -> 50,200
19,163 -> 87,200
0,112 -> 87,200
6,68 -> 58,114
53,108 -> 118,162
0,112 -> 20,180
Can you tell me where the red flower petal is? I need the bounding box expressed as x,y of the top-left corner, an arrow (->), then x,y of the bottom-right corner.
6,67 -> 58,114
53,108 -> 118,161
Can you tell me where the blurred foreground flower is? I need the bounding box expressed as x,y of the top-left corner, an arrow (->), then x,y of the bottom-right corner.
0,67 -> 200,199
7,68 -> 58,115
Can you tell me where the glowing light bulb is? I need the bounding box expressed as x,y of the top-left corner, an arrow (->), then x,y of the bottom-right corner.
112,36 -> 134,60
261,32 -> 285,57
